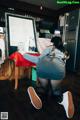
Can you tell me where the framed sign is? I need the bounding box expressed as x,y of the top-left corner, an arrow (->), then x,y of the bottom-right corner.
5,13 -> 37,55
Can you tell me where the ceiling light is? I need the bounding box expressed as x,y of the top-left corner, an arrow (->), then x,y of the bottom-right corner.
40,5 -> 43,10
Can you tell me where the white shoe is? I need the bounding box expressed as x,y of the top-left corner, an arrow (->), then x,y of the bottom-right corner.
27,86 -> 42,109
59,91 -> 74,118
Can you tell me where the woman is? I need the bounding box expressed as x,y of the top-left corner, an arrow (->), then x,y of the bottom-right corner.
23,36 -> 74,119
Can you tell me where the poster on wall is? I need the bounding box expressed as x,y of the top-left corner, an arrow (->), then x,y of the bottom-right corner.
6,13 -> 37,55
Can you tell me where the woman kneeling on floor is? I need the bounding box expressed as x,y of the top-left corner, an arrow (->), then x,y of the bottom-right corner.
23,36 -> 74,119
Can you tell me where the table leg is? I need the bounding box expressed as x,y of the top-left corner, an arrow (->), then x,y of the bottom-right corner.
28,67 -> 32,79
14,66 -> 19,90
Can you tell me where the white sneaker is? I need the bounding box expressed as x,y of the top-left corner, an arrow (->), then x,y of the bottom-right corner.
59,91 -> 74,118
27,86 -> 42,109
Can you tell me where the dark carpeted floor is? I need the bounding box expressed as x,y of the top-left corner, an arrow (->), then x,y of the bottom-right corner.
0,72 -> 80,120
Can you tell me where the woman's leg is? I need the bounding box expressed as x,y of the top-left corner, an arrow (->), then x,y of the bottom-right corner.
36,77 -> 48,94
38,77 -> 48,87
51,80 -> 63,102
51,80 -> 74,118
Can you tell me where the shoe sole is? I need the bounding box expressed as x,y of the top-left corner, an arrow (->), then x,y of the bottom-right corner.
27,86 -> 42,109
68,91 -> 74,118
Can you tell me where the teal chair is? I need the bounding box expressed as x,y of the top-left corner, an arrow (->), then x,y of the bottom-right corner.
32,67 -> 37,82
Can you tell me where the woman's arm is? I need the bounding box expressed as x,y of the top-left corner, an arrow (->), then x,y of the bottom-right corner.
23,47 -> 52,64
23,54 -> 39,64
39,46 -> 52,59
62,51 -> 70,61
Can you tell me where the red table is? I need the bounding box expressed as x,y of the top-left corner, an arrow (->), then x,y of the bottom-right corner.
9,51 -> 40,89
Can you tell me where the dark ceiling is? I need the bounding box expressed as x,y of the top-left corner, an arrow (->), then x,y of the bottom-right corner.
0,0 -> 80,20
0,0 -> 66,10
17,0 -> 65,10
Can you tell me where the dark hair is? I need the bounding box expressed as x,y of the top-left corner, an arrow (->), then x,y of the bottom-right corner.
51,36 -> 65,52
